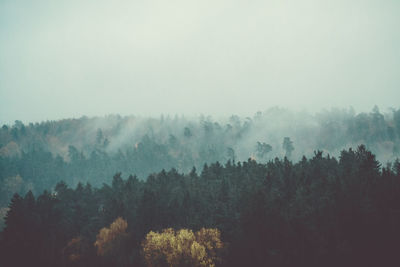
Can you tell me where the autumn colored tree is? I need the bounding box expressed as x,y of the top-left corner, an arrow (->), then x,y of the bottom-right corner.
94,217 -> 128,257
142,228 -> 224,267
195,228 -> 224,265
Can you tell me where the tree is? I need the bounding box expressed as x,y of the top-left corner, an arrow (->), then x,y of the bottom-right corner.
142,228 -> 224,267
394,109 -> 400,137
282,137 -> 294,158
1,193 -> 40,267
94,217 -> 128,257
256,142 -> 272,159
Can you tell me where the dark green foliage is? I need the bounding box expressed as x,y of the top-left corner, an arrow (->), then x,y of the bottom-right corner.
1,107 -> 400,221
1,108 -> 400,266
1,146 -> 400,266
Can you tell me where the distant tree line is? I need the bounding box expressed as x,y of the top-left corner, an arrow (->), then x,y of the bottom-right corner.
1,146 -> 400,266
1,107 -> 400,229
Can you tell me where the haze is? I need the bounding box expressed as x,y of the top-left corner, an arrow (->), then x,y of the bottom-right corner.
1,0 -> 399,124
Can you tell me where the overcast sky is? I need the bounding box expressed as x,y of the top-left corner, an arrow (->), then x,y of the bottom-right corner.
1,0 -> 399,124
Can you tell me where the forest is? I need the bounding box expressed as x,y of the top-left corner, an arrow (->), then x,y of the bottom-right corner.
1,107 -> 400,266
2,0 -> 400,265
1,145 -> 400,266
1,107 -> 400,224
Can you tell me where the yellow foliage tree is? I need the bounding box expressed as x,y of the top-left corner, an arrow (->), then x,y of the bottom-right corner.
195,228 -> 224,264
94,217 -> 128,256
142,228 -> 224,267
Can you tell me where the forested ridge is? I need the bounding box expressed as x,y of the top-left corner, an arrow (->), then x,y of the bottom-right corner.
1,107 -> 400,266
1,107 -> 400,229
1,145 -> 400,266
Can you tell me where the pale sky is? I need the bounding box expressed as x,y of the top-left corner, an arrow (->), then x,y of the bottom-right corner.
1,0 -> 399,124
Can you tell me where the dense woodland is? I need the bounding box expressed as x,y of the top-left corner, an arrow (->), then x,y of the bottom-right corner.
0,146 -> 400,266
1,107 -> 400,266
1,107 -> 400,228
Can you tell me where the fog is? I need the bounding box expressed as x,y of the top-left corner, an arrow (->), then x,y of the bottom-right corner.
1,0 -> 400,124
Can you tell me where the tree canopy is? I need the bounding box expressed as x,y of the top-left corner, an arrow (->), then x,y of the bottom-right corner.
1,146 -> 400,266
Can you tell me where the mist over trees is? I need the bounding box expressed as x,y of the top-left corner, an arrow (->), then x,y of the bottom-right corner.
1,0 -> 399,265
1,107 -> 400,230
1,107 -> 400,266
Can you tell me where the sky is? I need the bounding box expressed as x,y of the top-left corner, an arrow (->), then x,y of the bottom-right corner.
1,0 -> 399,124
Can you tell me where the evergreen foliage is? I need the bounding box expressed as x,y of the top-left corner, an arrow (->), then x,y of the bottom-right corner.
1,146 -> 399,266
